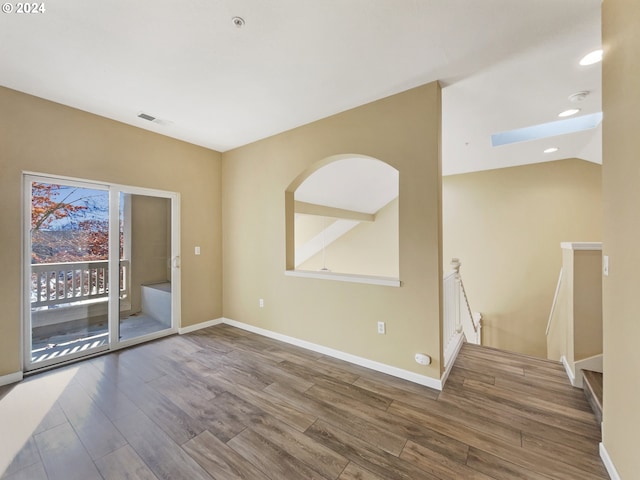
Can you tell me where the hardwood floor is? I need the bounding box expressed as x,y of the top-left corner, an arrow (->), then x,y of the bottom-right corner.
0,325 -> 609,479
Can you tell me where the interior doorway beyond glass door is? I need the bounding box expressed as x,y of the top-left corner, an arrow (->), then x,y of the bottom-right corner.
118,192 -> 173,342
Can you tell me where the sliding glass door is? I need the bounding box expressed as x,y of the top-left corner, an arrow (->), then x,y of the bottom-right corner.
24,174 -> 180,371
116,192 -> 175,344
27,178 -> 111,367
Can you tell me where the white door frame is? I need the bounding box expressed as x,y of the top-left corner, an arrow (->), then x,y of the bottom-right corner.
22,172 -> 181,372
108,183 -> 181,351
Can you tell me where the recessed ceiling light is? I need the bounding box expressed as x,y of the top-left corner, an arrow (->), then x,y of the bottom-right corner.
579,49 -> 603,66
544,147 -> 559,154
232,16 -> 245,28
558,108 -> 581,118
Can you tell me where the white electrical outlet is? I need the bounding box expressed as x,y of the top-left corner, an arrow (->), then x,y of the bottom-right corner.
195,246 -> 201,255
377,321 -> 385,334
259,298 -> 264,308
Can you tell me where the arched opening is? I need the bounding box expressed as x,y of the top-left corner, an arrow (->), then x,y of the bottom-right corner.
285,154 -> 399,282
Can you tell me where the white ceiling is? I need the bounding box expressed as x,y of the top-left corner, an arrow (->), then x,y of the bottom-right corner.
442,4 -> 602,175
296,158 -> 398,214
0,0 -> 602,176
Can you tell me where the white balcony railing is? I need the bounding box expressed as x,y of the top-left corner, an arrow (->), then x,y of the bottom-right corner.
31,260 -> 129,309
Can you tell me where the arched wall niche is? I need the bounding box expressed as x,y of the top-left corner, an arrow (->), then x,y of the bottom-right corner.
285,154 -> 399,282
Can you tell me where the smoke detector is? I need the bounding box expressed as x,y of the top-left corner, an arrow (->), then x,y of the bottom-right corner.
568,91 -> 590,103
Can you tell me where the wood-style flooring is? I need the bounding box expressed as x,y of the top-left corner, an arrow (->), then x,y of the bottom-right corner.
0,325 -> 609,479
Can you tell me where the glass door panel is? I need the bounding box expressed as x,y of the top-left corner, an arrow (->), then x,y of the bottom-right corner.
117,193 -> 173,342
25,175 -> 179,371
27,178 -> 110,368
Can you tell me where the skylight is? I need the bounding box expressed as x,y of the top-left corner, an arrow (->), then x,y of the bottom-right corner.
491,112 -> 603,147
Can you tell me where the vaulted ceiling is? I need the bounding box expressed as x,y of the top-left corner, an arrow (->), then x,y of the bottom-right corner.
1,0 -> 601,176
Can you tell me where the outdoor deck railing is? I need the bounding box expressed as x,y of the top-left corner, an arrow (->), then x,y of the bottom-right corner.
31,260 -> 129,309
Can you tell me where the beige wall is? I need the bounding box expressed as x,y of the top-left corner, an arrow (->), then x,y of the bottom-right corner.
602,0 -> 640,476
547,247 -> 602,367
443,159 -> 602,357
298,198 -> 399,277
222,82 -> 443,377
573,249 -> 603,361
0,87 -> 223,376
129,195 -> 171,314
295,214 -> 331,249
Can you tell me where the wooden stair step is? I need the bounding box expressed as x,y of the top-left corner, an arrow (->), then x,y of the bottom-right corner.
582,370 -> 603,424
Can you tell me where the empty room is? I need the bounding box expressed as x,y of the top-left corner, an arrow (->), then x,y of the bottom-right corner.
1,1 -> 638,479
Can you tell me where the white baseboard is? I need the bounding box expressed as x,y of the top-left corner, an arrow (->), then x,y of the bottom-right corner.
0,371 -> 23,387
600,443 -> 621,480
178,318 -> 224,334
561,355 -> 577,386
222,318 -> 443,390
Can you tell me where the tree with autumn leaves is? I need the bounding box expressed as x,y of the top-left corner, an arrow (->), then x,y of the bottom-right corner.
31,182 -> 89,231
31,182 -> 110,263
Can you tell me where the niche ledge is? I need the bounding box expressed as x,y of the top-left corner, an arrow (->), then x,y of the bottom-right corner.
284,269 -> 400,287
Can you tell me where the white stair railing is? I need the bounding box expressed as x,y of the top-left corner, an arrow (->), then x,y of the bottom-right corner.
545,268 -> 563,336
443,258 -> 482,368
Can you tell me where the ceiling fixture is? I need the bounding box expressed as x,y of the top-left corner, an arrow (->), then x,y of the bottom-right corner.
232,16 -> 245,28
579,49 -> 603,66
137,112 -> 156,122
320,228 -> 330,272
558,108 -> 581,118
137,112 -> 172,126
544,147 -> 559,154
568,91 -> 590,103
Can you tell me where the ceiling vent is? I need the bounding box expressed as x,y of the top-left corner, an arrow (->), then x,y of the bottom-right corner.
137,112 -> 156,122
137,112 -> 173,126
